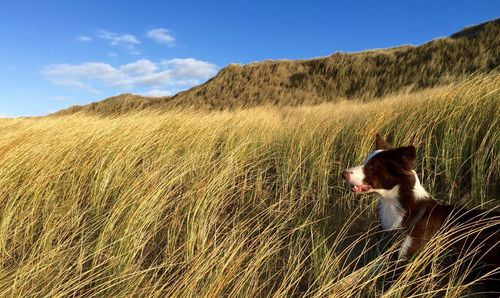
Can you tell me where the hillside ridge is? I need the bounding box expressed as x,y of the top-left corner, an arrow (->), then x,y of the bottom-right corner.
53,18 -> 500,116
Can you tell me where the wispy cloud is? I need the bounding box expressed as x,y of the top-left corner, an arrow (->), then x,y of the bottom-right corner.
97,29 -> 141,54
97,29 -> 140,45
76,35 -> 92,42
161,58 -> 218,79
42,58 -> 218,95
143,89 -> 173,97
47,77 -> 100,93
146,28 -> 175,46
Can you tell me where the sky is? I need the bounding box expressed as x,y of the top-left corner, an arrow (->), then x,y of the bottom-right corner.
0,1 -> 499,117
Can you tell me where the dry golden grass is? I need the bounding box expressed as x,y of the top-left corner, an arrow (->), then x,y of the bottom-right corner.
0,74 -> 498,297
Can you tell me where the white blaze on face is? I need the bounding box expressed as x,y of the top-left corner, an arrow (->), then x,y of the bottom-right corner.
344,150 -> 384,187
345,165 -> 365,186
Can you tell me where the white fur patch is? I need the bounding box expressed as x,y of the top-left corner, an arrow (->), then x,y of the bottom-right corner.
399,235 -> 413,260
375,185 -> 404,230
411,170 -> 429,200
347,165 -> 365,186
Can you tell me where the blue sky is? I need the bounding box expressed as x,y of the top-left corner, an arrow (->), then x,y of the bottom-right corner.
0,1 -> 499,117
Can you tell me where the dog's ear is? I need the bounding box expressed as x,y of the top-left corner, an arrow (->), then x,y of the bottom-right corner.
391,145 -> 416,171
375,134 -> 393,150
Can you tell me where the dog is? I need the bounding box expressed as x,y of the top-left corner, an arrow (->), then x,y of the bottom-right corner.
342,134 -> 499,295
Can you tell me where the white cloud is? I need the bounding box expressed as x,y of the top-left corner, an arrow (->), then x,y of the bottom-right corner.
97,29 -> 141,54
76,35 -> 92,42
162,58 -> 218,78
147,28 -> 175,46
143,89 -> 173,97
44,62 -> 113,77
120,59 -> 158,75
98,29 -> 140,45
48,77 -> 101,93
42,58 -> 218,94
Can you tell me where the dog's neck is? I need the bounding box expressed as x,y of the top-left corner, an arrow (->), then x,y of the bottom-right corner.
375,171 -> 430,230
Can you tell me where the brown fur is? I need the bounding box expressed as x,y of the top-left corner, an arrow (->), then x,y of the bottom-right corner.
362,135 -> 500,293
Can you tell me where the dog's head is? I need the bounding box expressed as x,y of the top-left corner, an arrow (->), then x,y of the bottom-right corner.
342,134 -> 416,194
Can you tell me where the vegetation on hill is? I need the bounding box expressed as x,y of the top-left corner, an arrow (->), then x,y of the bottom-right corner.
54,18 -> 499,116
1,74 -> 498,296
54,93 -> 163,116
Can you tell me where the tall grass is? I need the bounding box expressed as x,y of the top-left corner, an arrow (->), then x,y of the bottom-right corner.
0,75 -> 498,297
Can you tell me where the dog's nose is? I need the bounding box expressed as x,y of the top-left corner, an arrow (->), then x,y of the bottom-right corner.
342,169 -> 351,180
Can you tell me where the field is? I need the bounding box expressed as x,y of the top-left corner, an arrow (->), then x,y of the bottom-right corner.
0,74 -> 498,297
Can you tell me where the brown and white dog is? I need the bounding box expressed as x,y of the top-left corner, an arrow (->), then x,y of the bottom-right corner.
342,134 -> 499,293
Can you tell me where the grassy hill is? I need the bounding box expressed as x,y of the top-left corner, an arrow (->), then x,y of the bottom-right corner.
53,93 -> 163,117
1,74 -> 499,296
54,18 -> 500,116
